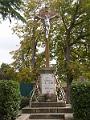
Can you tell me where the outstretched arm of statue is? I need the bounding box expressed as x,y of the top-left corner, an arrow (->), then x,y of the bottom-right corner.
50,14 -> 59,20
35,15 -> 44,20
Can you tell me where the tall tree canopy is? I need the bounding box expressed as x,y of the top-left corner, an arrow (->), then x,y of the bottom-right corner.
11,0 -> 45,82
0,0 -> 26,22
52,0 -> 90,81
50,0 -> 90,102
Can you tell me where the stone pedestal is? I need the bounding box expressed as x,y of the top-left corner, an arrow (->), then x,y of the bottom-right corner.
39,67 -> 57,102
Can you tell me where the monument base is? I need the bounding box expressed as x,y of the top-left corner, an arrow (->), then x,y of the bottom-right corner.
38,94 -> 57,102
39,67 -> 57,102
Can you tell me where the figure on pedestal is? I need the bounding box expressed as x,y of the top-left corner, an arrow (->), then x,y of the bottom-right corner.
29,5 -> 66,103
35,6 -> 58,38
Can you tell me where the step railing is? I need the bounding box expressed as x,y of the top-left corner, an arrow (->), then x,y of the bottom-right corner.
56,78 -> 66,103
29,83 -> 40,107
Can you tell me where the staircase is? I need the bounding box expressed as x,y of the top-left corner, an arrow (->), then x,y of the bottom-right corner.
22,101 -> 73,120
21,74 -> 73,120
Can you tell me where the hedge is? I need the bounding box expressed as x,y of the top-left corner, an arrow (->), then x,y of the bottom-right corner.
0,80 -> 21,120
71,81 -> 90,120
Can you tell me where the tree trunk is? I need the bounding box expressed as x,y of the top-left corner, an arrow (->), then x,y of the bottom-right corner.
64,43 -> 72,103
66,81 -> 71,103
66,72 -> 73,103
32,40 -> 37,68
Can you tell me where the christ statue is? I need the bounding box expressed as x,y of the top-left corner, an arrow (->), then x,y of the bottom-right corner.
35,8 -> 58,38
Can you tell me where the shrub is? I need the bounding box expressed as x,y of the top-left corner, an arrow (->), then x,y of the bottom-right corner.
0,80 -> 21,120
71,81 -> 90,120
20,96 -> 30,109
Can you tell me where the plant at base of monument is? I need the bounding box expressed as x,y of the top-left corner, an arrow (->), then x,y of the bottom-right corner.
0,80 -> 21,120
20,96 -> 30,109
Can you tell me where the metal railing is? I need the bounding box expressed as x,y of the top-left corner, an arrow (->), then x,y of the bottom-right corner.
56,78 -> 66,103
29,83 -> 40,107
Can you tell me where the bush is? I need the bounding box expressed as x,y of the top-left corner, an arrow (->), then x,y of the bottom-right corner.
71,81 -> 90,120
20,96 -> 30,109
0,80 -> 21,120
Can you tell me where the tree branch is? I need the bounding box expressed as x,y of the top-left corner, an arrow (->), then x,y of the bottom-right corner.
68,1 -> 80,33
60,8 -> 68,32
70,33 -> 90,46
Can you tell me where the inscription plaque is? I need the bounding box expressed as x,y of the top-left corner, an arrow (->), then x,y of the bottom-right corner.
40,73 -> 56,94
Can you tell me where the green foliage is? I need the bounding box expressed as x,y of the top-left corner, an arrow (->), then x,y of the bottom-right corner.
0,63 -> 17,80
0,0 -> 26,22
0,80 -> 21,120
71,81 -> 90,120
11,0 -> 46,82
52,0 -> 90,82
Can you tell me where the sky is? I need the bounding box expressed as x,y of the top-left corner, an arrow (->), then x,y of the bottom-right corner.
0,20 -> 20,65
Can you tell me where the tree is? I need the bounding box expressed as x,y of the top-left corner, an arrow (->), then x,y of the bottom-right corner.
11,0 -> 45,82
0,0 -> 26,22
0,63 -> 16,80
50,0 -> 90,102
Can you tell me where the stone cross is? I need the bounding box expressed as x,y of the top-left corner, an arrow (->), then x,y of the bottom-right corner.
35,6 -> 58,67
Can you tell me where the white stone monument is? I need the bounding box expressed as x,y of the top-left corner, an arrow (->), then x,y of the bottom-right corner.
39,68 -> 57,101
40,73 -> 56,94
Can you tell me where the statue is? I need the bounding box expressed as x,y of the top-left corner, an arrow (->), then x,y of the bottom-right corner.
35,7 -> 58,38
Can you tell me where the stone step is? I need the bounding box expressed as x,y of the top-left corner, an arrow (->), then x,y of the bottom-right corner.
29,119 -> 63,120
65,113 -> 73,120
31,102 -> 66,107
16,114 -> 73,120
22,106 -> 72,114
16,114 -> 30,120
29,113 -> 65,119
